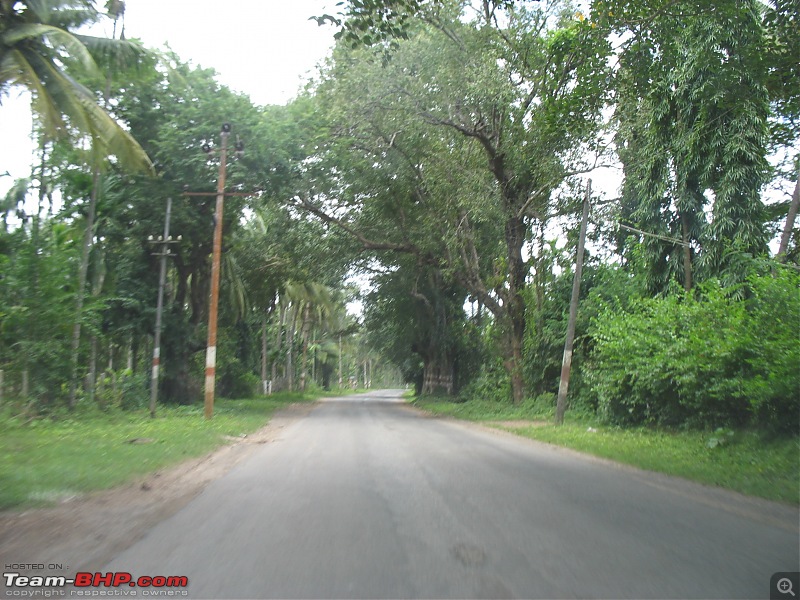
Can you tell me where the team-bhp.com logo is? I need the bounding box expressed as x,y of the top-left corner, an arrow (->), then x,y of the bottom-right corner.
4,571 -> 188,593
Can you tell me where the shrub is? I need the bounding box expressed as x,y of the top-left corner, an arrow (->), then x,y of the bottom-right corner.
589,270 -> 799,431
739,268 -> 800,433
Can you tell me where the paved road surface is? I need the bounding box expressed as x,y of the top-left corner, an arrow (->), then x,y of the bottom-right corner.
105,390 -> 799,598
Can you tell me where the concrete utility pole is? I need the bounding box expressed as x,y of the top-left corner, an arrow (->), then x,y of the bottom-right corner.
555,179 -> 591,425
148,197 -> 179,418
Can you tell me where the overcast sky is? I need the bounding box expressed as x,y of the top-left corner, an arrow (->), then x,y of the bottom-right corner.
0,0 -> 338,195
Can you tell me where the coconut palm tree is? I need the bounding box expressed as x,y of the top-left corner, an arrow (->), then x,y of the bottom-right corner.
0,0 -> 153,172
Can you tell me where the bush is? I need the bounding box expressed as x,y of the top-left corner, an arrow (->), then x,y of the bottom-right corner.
94,370 -> 148,411
457,323 -> 510,402
523,263 -> 647,413
589,270 -> 799,431
119,371 -> 149,410
739,268 -> 800,433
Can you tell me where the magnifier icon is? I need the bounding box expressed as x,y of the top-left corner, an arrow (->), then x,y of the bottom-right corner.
778,578 -> 796,597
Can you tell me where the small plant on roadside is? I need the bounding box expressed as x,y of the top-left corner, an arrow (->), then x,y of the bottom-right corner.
706,427 -> 736,449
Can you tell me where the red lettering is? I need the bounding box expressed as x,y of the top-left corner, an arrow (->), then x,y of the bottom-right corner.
94,572 -> 114,587
113,573 -> 132,587
167,576 -> 189,588
74,573 -> 93,587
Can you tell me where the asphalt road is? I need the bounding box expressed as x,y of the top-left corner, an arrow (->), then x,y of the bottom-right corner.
105,390 -> 799,599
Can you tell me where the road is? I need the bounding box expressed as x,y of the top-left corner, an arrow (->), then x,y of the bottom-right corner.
105,390 -> 798,599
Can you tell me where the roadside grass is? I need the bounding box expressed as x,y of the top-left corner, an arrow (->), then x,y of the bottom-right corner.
0,392 -> 319,511
413,396 -> 800,505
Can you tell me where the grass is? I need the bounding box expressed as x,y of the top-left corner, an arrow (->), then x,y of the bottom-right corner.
414,396 -> 800,505
0,391 -> 319,511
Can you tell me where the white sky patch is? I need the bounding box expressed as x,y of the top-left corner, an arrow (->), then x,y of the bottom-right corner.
0,0 -> 338,198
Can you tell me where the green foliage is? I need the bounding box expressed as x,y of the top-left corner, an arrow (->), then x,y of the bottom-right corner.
93,370 -> 148,411
613,0 -> 775,292
364,260 -> 480,395
414,391 -> 556,421
1,0 -> 794,444
0,206 -> 80,406
706,427 -> 735,450
589,268 -> 800,431
0,0 -> 154,172
313,2 -> 613,403
524,259 -> 647,411
457,321 -> 509,402
510,420 -> 799,505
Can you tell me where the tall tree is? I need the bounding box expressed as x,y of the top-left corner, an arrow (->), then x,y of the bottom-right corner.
612,0 -> 773,291
299,0 -> 611,402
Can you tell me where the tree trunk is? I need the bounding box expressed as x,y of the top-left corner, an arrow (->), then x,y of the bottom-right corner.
272,303 -> 285,391
421,353 -> 453,395
286,305 -> 296,392
338,334 -> 343,388
68,167 -> 101,408
681,213 -> 693,291
88,335 -> 98,404
299,303 -> 312,391
311,328 -> 317,385
778,168 -> 799,261
504,214 -> 528,405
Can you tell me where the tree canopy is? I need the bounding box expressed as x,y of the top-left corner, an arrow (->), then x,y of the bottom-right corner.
0,0 -> 797,432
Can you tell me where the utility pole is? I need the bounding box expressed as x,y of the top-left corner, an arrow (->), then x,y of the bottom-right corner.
184,123 -> 247,419
148,197 -> 179,418
204,124 -> 229,420
555,179 -> 591,425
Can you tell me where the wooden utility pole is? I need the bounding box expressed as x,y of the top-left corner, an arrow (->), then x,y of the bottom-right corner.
183,124 -> 249,419
204,124 -> 229,419
555,179 -> 591,425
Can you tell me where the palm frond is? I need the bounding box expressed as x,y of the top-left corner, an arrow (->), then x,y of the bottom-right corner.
23,0 -> 98,28
2,177 -> 31,215
2,23 -> 99,76
74,34 -> 151,73
4,49 -> 67,134
25,51 -> 153,172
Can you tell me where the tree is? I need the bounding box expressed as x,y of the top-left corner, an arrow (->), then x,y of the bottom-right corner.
612,0 -> 775,291
92,59 -> 270,403
364,258 -> 476,395
299,0 -> 611,403
0,0 -> 153,172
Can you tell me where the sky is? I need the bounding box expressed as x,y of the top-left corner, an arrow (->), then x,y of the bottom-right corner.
0,0 -> 339,196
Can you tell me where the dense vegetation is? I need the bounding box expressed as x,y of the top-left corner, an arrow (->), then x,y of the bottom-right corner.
1,0 -> 797,442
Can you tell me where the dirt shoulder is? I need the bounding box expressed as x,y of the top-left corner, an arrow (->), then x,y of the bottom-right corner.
0,401 -> 317,581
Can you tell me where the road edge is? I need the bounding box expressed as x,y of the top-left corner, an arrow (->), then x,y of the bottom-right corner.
405,401 -> 799,533
0,401 -> 319,581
